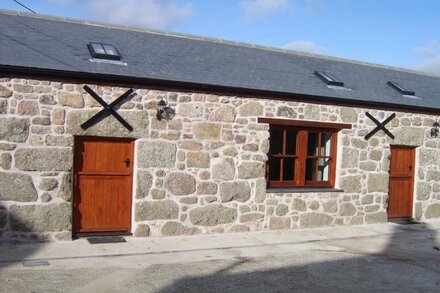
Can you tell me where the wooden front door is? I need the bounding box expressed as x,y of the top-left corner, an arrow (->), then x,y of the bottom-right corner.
387,146 -> 415,219
73,137 -> 134,236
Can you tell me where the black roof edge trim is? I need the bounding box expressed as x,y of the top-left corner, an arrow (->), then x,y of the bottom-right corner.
1,65 -> 438,115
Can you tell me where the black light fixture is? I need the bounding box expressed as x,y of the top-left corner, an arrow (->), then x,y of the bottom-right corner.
431,122 -> 439,138
156,100 -> 175,121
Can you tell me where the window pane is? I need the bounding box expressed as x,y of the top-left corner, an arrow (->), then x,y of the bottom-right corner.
305,158 -> 316,181
285,130 -> 297,155
103,44 -> 118,56
283,158 -> 295,181
307,132 -> 319,155
318,158 -> 330,181
91,43 -> 106,54
269,158 -> 281,181
269,129 -> 283,154
320,133 -> 332,156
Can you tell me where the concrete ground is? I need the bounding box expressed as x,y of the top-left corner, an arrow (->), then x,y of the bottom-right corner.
1,221 -> 440,292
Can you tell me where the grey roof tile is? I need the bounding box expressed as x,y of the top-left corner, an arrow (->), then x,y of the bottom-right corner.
1,10 -> 440,112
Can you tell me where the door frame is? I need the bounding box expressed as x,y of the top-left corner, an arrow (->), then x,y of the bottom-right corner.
387,145 -> 416,219
72,136 -> 135,237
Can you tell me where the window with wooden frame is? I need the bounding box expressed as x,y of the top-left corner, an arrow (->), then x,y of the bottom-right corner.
258,118 -> 352,189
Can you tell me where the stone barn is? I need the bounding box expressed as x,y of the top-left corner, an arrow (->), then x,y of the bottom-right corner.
1,10 -> 440,241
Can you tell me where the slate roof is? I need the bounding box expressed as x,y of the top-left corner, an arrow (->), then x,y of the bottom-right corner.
1,9 -> 440,113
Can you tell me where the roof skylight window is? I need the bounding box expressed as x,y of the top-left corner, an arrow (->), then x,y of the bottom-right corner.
88,42 -> 121,61
387,81 -> 415,96
314,71 -> 344,87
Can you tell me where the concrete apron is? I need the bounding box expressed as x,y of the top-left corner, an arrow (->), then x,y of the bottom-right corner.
1,221 -> 439,270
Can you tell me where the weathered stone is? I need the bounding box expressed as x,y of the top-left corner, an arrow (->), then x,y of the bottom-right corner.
0,172 -> 37,202
0,85 -> 12,98
351,138 -> 368,149
299,213 -> 333,228
269,217 -> 291,230
419,149 -> 439,166
210,105 -> 236,122
277,106 -> 297,118
365,205 -> 380,213
339,203 -> 356,216
9,203 -> 70,231
45,135 -> 73,147
136,171 -> 153,199
365,211 -> 387,224
339,175 -> 362,193
17,100 -> 39,115
161,221 -> 201,236
193,123 -> 221,140
197,182 -> 218,195
323,200 -> 338,213
58,173 -> 71,201
230,225 -> 250,232
177,103 -> 204,117
189,204 -> 237,226
204,196 -> 217,203
0,117 -> 29,143
239,101 -> 263,117
359,161 -> 376,171
341,148 -> 359,168
415,202 -> 423,220
309,201 -> 320,210
137,141 -> 176,168
15,148 -> 72,171
39,178 -> 58,191
198,170 -> 211,180
67,110 -> 148,138
427,170 -> 440,182
0,99 -> 7,114
416,182 -> 431,200
389,127 -> 424,146
177,140 -> 203,151
0,153 -> 11,170
212,158 -> 235,180
41,192 -> 52,202
367,174 -> 388,193
39,95 -> 56,105
179,196 -> 198,204
134,224 -> 150,237
369,150 -> 382,161
340,107 -> 358,123
187,152 -> 210,168
361,194 -> 374,205
150,189 -> 166,200
0,143 -> 17,151
240,213 -> 264,223
135,200 -> 179,221
237,162 -> 265,179
164,172 -> 196,195
304,105 -> 320,119
275,204 -> 289,216
223,146 -> 238,157
58,91 -> 84,108
220,182 -> 251,202
292,198 -> 307,211
425,203 -> 440,219
52,108 -> 65,125
13,84 -> 33,93
255,179 -> 267,203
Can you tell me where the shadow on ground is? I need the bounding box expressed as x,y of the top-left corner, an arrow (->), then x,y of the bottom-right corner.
157,225 -> 440,292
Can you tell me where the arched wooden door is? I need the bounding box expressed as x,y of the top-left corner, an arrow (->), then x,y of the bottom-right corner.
73,137 -> 134,236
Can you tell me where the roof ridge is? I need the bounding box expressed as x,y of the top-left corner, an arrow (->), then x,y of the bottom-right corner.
1,8 -> 440,80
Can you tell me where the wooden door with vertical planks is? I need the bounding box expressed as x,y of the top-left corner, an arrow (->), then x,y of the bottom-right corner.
73,137 -> 134,235
387,146 -> 415,219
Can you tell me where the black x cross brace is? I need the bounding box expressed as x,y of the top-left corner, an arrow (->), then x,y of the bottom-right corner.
365,112 -> 396,140
81,85 -> 134,131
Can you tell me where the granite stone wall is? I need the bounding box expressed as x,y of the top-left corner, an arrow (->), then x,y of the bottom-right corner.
0,77 -> 439,241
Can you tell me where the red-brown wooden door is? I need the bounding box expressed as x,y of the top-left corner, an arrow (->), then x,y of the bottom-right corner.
387,146 -> 415,219
73,137 -> 134,236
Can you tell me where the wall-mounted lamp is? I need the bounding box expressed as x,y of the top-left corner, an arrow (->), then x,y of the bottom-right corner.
431,122 -> 439,138
156,99 -> 175,121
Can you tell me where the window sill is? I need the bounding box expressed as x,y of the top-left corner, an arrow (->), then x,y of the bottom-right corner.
266,188 -> 344,193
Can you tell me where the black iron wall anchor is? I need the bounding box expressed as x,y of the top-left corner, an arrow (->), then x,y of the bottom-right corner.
364,112 -> 396,140
81,85 -> 134,131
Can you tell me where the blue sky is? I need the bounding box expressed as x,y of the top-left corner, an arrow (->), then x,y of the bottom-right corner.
2,0 -> 440,74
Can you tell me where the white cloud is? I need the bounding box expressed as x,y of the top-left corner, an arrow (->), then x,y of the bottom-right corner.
283,40 -> 327,54
413,40 -> 440,74
240,0 -> 290,21
45,0 -> 194,29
